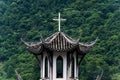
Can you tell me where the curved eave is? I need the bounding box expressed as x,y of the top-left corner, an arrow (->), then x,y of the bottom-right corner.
78,38 -> 98,54
27,46 -> 43,55
44,32 -> 79,44
45,32 -> 58,42
21,38 -> 43,55
61,32 -> 79,44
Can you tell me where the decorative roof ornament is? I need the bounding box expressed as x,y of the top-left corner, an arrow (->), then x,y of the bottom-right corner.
53,12 -> 66,31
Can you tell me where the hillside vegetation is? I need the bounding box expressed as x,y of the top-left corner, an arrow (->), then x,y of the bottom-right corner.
0,0 -> 120,80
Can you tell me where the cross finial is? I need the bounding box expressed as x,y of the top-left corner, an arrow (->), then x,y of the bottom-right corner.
53,12 -> 66,31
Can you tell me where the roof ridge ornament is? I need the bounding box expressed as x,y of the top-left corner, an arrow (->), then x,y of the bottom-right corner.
53,12 -> 66,32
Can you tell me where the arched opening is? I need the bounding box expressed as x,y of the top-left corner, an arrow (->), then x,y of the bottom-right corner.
71,57 -> 74,78
45,57 -> 48,78
56,56 -> 63,78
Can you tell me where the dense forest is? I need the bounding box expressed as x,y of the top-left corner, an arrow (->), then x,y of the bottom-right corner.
0,0 -> 120,80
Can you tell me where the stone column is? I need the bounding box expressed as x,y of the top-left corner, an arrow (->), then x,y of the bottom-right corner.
76,54 -> 79,80
40,54 -> 43,80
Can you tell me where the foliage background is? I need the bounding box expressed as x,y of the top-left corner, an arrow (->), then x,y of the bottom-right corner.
0,0 -> 120,80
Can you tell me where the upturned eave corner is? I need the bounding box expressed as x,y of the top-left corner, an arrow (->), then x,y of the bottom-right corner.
78,37 -> 98,54
21,38 -> 43,55
21,38 -> 30,47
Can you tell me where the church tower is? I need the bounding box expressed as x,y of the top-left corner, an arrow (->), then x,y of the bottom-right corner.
21,13 -> 97,80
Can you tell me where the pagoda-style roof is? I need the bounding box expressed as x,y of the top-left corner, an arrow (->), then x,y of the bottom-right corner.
21,12 -> 97,55
21,31 -> 97,55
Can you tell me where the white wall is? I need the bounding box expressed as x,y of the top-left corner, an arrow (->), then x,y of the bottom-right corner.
40,51 -> 78,80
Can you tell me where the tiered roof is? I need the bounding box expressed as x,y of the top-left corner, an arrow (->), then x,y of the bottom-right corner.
21,31 -> 97,55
